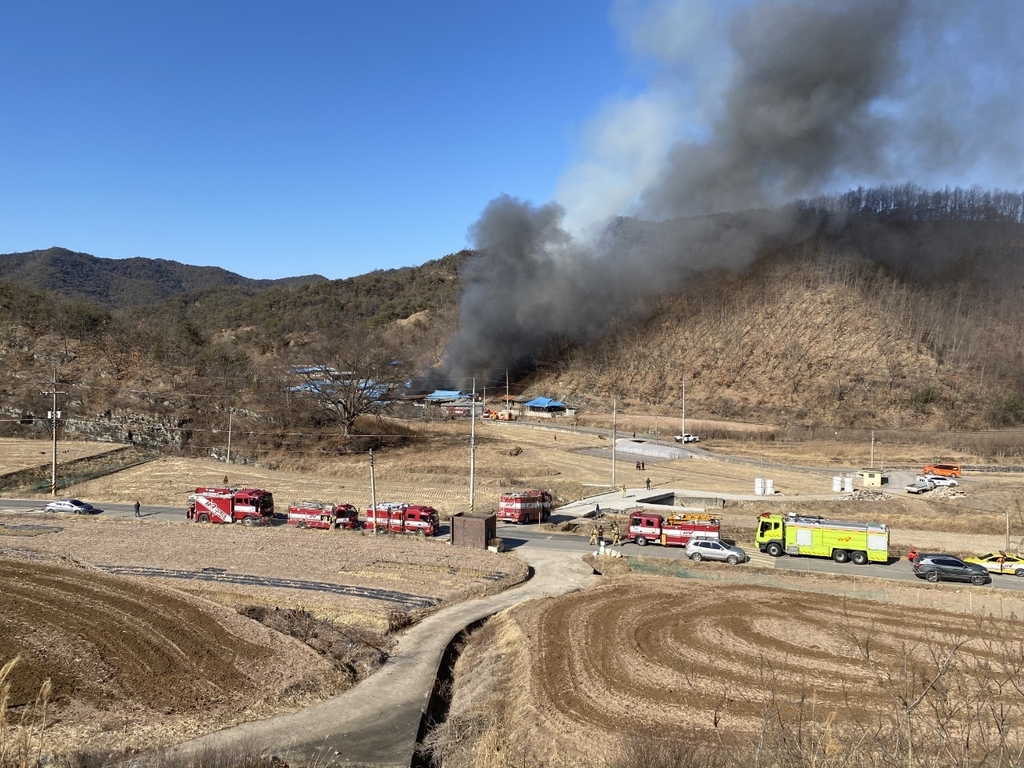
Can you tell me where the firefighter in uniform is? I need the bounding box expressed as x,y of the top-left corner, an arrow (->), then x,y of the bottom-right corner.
610,522 -> 622,546
589,525 -> 599,546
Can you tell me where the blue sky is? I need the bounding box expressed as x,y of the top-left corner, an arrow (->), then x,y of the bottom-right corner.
2,1 -> 1022,282
0,2 -> 636,279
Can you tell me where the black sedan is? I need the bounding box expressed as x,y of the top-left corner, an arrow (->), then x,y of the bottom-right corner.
912,553 -> 991,585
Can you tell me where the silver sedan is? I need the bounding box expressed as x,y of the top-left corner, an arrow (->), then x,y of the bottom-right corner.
43,498 -> 98,514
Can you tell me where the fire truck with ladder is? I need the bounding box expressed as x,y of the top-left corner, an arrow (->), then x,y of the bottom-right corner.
188,487 -> 275,526
364,502 -> 440,536
498,489 -> 552,524
756,512 -> 889,564
286,501 -> 360,530
627,510 -> 721,547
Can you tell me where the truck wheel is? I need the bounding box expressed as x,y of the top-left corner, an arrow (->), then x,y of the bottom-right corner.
197,513 -> 210,523
241,516 -> 256,527
851,551 -> 868,565
766,542 -> 783,557
832,549 -> 850,563
970,575 -> 986,586
726,555 -> 740,565
926,571 -> 940,583
690,552 -> 703,561
635,536 -> 647,547
297,521 -> 307,529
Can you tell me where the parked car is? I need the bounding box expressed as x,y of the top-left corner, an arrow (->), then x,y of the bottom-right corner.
922,463 -> 961,477
905,477 -> 936,494
43,498 -> 98,515
912,553 -> 991,585
673,433 -> 700,444
923,474 -> 959,487
685,538 -> 745,564
964,552 -> 1024,577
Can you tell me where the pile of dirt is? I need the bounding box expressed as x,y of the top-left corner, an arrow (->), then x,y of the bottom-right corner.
849,489 -> 888,501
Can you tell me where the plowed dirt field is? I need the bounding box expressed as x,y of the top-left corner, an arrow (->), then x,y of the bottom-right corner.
0,556 -> 332,756
0,513 -> 527,759
436,576 -> 1024,767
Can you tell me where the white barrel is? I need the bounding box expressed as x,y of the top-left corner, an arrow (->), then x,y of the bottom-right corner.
754,477 -> 765,496
765,479 -> 775,495
832,476 -> 842,492
843,476 -> 854,493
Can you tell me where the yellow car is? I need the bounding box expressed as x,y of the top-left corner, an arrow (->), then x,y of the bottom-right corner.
964,552 -> 1024,577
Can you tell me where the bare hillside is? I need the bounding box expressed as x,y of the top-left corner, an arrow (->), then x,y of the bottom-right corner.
535,249 -> 1021,429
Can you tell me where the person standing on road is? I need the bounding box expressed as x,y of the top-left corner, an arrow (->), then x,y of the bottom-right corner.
611,522 -> 622,546
645,477 -> 651,490
589,525 -> 599,546
134,500 -> 141,517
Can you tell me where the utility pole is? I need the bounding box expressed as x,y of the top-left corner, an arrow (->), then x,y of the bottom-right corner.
226,409 -> 234,464
41,369 -> 67,497
369,449 -> 377,537
870,430 -> 875,468
611,397 -> 617,488
681,379 -> 686,439
470,378 -> 477,511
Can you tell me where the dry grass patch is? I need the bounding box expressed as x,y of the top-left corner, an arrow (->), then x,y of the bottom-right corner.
0,439 -> 122,475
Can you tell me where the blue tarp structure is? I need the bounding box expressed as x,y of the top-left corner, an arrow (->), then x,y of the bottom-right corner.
425,390 -> 466,403
524,397 -> 566,411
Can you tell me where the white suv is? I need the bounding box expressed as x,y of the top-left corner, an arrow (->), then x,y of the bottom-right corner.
923,474 -> 959,487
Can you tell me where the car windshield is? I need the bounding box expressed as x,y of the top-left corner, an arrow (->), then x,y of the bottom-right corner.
68,499 -> 84,505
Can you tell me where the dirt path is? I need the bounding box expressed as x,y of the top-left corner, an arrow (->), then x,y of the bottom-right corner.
163,549 -> 596,767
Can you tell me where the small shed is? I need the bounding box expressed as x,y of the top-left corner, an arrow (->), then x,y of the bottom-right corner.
857,469 -> 885,488
449,512 -> 497,550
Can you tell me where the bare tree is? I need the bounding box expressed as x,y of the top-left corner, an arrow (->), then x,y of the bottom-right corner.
291,332 -> 407,436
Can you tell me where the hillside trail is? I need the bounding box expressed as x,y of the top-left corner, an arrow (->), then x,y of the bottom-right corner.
158,548 -> 595,768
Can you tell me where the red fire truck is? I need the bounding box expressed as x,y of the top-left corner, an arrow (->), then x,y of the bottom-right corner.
286,501 -> 360,530
627,511 -> 720,547
498,489 -> 552,524
188,487 -> 275,526
364,503 -> 440,536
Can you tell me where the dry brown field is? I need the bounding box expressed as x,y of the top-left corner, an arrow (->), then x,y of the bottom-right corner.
429,572 -> 1024,768
0,438 -> 122,474
0,511 -> 526,759
3,423 -> 1024,765
0,555 -> 334,757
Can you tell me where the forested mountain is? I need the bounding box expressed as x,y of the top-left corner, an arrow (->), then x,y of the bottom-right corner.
1,186 -> 1022,458
0,247 -> 326,309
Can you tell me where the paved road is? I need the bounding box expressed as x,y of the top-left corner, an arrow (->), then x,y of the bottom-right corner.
0,497 -> 185,521
500,524 -> 1024,593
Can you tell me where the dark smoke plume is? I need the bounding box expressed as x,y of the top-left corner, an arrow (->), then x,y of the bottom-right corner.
440,0 -> 1024,384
